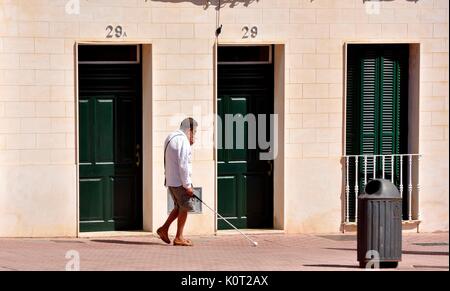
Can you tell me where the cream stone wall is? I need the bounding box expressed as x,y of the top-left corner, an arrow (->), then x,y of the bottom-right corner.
0,0 -> 448,237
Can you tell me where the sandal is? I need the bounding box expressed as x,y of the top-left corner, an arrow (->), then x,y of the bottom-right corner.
156,227 -> 171,244
173,238 -> 193,246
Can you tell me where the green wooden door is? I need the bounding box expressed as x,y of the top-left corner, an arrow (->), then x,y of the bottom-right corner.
218,64 -> 274,230
79,64 -> 143,232
346,44 -> 409,220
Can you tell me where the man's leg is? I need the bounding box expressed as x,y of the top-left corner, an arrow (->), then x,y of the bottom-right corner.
160,208 -> 179,231
175,209 -> 188,241
157,207 -> 179,244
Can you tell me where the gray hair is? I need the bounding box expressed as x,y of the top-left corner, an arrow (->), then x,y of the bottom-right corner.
180,117 -> 198,131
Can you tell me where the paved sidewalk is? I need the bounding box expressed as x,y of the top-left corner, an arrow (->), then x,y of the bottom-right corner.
0,232 -> 448,271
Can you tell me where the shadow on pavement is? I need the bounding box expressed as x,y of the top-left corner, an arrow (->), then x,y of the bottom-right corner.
51,240 -> 85,244
318,235 -> 356,241
326,247 -> 449,256
413,265 -> 449,270
403,250 -> 449,256
90,239 -> 163,246
303,264 -> 360,269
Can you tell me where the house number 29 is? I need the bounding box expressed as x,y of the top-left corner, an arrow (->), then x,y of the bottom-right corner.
106,25 -> 127,38
242,26 -> 258,39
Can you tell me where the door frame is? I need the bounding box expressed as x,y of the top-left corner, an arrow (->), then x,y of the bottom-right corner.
214,41 -> 286,232
75,41 -> 153,237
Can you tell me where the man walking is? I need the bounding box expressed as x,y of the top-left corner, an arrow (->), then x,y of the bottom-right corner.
157,117 -> 198,246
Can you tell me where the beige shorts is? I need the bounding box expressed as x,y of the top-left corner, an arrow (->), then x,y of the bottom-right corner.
169,186 -> 194,212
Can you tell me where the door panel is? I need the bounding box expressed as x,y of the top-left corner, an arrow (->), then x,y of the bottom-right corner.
113,175 -> 136,225
245,174 -> 272,228
117,98 -> 135,165
79,178 -> 104,221
218,176 -> 238,218
227,97 -> 248,162
95,98 -> 114,163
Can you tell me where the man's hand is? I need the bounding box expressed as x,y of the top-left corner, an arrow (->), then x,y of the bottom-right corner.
185,186 -> 194,197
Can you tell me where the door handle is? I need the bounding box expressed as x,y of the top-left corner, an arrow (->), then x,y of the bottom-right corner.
136,144 -> 141,167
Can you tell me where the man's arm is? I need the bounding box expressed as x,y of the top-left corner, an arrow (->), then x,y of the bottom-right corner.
177,139 -> 193,197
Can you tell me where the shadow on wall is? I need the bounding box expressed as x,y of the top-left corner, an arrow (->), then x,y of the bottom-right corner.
362,0 -> 420,2
149,0 -> 260,9
149,0 -> 420,8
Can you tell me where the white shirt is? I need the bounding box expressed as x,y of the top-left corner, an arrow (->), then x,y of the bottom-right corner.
164,129 -> 192,188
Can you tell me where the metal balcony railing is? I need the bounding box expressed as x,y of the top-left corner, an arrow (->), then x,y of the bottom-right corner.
343,154 -> 422,224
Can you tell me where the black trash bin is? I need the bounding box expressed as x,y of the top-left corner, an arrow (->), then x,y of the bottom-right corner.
357,179 -> 402,268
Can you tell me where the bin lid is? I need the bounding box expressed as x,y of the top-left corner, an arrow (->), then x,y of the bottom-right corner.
359,179 -> 401,199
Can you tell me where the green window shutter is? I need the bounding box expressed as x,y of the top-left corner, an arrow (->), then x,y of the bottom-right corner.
347,45 -> 408,157
346,45 -> 409,220
360,48 -> 378,157
379,47 -> 405,156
